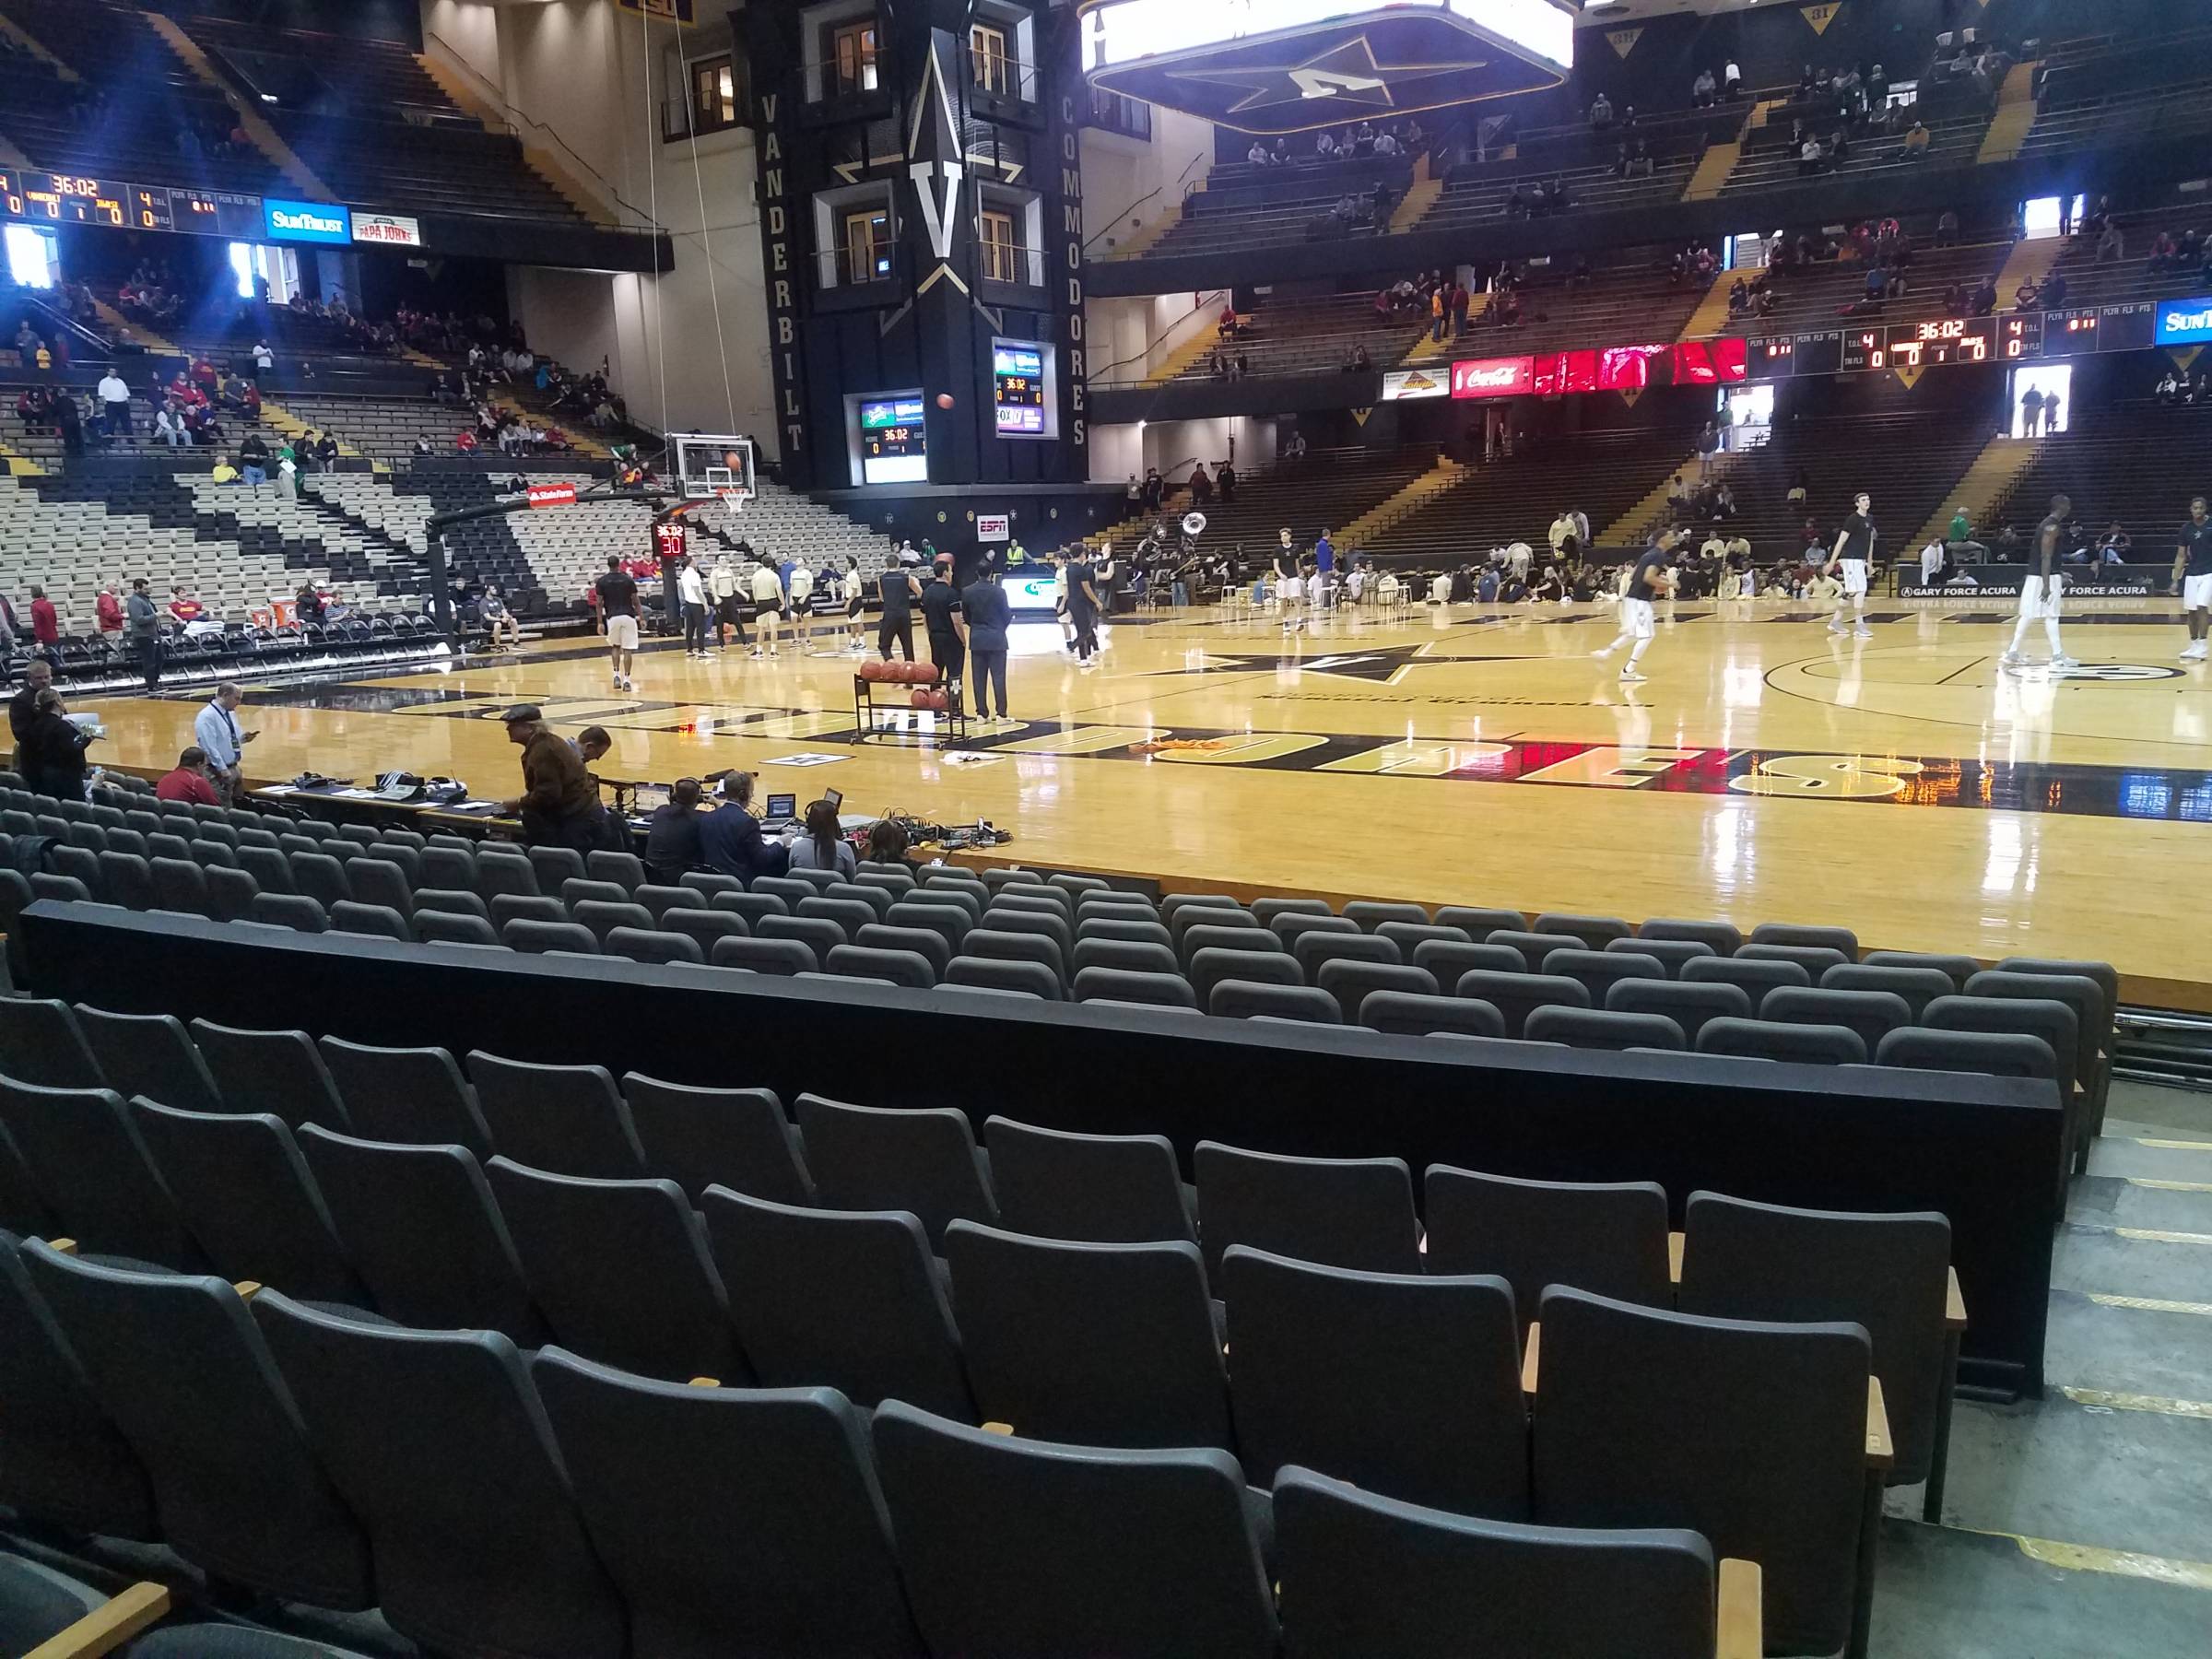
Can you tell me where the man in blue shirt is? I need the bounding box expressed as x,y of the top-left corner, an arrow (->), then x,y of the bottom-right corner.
1312,530 -> 1335,609
698,771 -> 787,881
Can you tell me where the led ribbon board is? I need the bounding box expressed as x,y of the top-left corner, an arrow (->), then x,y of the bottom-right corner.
1079,0 -> 1572,135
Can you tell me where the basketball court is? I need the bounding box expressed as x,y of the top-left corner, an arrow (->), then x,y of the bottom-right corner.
83,589 -> 2212,1009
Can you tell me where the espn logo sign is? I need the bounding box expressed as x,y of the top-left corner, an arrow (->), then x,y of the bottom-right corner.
975,513 -> 1012,542
1450,356 -> 1535,399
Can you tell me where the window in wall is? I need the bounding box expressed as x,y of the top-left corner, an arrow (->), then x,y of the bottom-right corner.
4,224 -> 58,290
977,208 -> 1018,284
971,21 -> 1010,96
844,207 -> 892,283
690,55 -> 741,135
832,21 -> 878,96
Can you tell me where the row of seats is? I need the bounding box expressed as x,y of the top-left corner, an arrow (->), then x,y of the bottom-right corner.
0,1219 -> 1791,1658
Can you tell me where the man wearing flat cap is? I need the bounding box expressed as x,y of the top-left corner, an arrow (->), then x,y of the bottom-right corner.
499,704 -> 607,851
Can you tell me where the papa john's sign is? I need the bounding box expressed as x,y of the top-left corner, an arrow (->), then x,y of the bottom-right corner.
1450,356 -> 1535,399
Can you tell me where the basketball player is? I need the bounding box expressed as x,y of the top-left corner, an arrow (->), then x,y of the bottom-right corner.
1274,529 -> 1303,632
2002,493 -> 2079,672
748,556 -> 784,657
2171,495 -> 2212,661
841,556 -> 869,653
1592,530 -> 1678,683
594,554 -> 639,691
787,559 -> 816,654
1825,491 -> 1876,638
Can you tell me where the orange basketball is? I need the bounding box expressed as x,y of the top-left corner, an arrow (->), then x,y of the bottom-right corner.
927,689 -> 950,712
916,662 -> 942,685
858,659 -> 887,682
935,393 -> 955,409
909,688 -> 933,709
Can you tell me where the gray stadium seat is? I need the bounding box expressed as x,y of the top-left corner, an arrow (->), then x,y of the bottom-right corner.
0,1077 -> 199,1267
1737,942 -> 1852,979
1604,978 -> 1753,1047
317,1038 -> 493,1157
1452,971 -> 1589,1039
1317,959 -> 1437,1020
1695,1018 -> 1867,1065
1077,916 -> 1174,948
1764,988 -> 1912,1057
1359,990 -> 1509,1040
587,850 -> 647,892
95,852 -> 155,912
417,910 -> 501,947
1639,917 -> 1744,953
573,900 -> 655,946
1874,1028 -> 2058,1085
1344,900 -> 1430,931
944,956 -> 1062,998
149,856 -> 214,918
206,865 -> 261,922
605,926 -> 707,966
249,893 -> 328,932
1266,912 -> 1360,947
983,1116 -> 1194,1244
1190,947 -> 1300,1006
1524,1006 -> 1686,1052
657,907 -> 750,955
1414,940 -> 1543,982
187,1020 -> 350,1132
1531,912 -> 1635,950
1374,921 -> 1473,957
331,900 -> 413,942
1075,966 -> 1199,1008
710,935 -> 816,975
1249,897 -> 1331,924
0,998 -> 103,1088
533,848 -> 591,890
1542,947 -> 1667,1005
489,893 -> 565,929
1750,923 -> 1859,958
1208,980 -> 1341,1023
794,1095 -> 996,1245
1680,955 -> 1811,1006
1291,930 -> 1400,979
342,857 -> 413,916
503,918 -> 601,955
621,1075 -> 813,1206
1821,964 -> 1956,1020
1194,1141 -> 1420,1277
468,1052 -> 647,1179
1485,929 -> 1585,972
1424,1165 -> 1672,1330
759,913 -> 847,968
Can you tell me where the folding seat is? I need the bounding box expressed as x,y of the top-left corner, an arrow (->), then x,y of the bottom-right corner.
468,1052 -> 647,1179
1750,922 -> 1859,959
1373,920 -> 1471,958
1343,900 -> 1429,931
983,906 -> 1075,962
1680,1191 -> 1959,1523
415,910 -> 500,947
1195,1142 -> 1419,1277
794,893 -> 877,940
1524,1006 -> 1686,1052
1452,969 -> 1587,1038
288,851 -> 351,910
1075,966 -> 1198,1007
854,922 -> 953,977
710,888 -> 788,929
1544,946 -> 1667,1006
318,1038 -> 492,1157
486,1159 -> 742,1382
72,1006 -> 221,1113
795,1094 -> 995,1244
620,1074 -> 812,1206
63,820 -> 105,853
1603,978 -> 1752,1047
1425,1166 -> 1672,1329
239,844 -> 292,893
1696,1018 -> 1866,1065
51,844 -> 105,899
1274,1467 -> 1742,1659
996,881 -> 1073,916
1640,917 -> 1744,954
276,834 -> 323,860
409,884 -> 488,921
1292,932 -> 1402,982
1317,959 -> 1436,1021
1077,916 -> 1176,950
982,1115 -> 1194,1244
473,853 -> 540,901
421,846 -> 475,890
0,1233 -> 156,1538
960,925 -> 1066,983
106,828 -> 150,859
0,1077 -> 200,1267
752,875 -> 816,908
1224,1245 -> 1527,1512
332,900 -> 414,942
624,883 -> 689,925
490,892 -> 567,929
899,889 -> 981,932
1411,939 -> 1528,982
1160,890 -> 1241,915
701,1189 -> 974,1418
570,900 -> 652,947
531,847 -> 590,890
505,917 -> 602,954
605,926 -> 706,966
1211,980 -> 1341,1022
95,852 -> 156,912
711,935 -> 815,975
947,1221 -> 1230,1448
334,826 -> 380,852
124,1100 -> 364,1305
1249,896 -> 1329,924
1532,1287 -> 1877,1659
1680,955 -> 1810,1007
820,942 -> 927,986
1764,988 -> 1912,1057
1875,1028 -> 2057,1083
1969,968 -> 2106,1112
363,842 -> 420,885
1266,912 -> 1359,949
1047,873 -> 1109,898
250,1293 -> 625,1659
148,856 -> 214,918
586,849 -> 646,892
1166,902 -> 1250,947
943,956 -> 1061,998
342,857 -> 413,916
297,1126 -> 543,1342
23,1244 -> 372,1609
758,912 -> 844,967
1738,942 -> 1853,979
1073,937 -> 1179,978
249,891 -> 328,933
1482,929 -> 1584,973
531,1354 -> 925,1659
873,1400 -> 1277,1659
1822,963 -> 1956,1021
206,865 -> 260,922
0,997 -> 104,1087
856,868 -> 917,902
188,1020 -> 350,1132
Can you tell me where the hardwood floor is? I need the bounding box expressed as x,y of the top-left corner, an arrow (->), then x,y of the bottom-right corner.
76,593 -> 2212,1007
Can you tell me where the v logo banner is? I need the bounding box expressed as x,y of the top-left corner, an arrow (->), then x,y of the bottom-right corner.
909,160 -> 965,262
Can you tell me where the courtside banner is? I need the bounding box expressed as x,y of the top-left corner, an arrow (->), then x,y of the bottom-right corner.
524,484 -> 578,510
1450,356 -> 1535,399
1382,367 -> 1450,401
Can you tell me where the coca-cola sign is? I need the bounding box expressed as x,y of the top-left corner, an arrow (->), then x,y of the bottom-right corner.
1450,356 -> 1535,399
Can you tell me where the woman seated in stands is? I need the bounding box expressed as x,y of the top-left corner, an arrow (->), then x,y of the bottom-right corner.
862,818 -> 917,872
1729,275 -> 1752,315
1529,566 -> 1565,604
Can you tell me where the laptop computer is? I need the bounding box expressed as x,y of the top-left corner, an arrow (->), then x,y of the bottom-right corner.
760,792 -> 799,833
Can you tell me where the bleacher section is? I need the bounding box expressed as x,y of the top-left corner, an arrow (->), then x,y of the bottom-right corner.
1986,404 -> 2212,549
2017,27 -> 2212,158
1136,157 -> 1414,263
1721,84 -> 1994,197
1422,254 -> 1709,364
1734,233 -> 2015,339
0,0 -> 285,197
1716,414 -> 1999,571
1416,108 -> 1735,233
1113,449 -> 1442,554
1180,292 -> 1427,383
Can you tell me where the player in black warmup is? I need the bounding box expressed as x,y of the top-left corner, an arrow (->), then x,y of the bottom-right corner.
1825,491 -> 1876,639
2172,496 -> 2212,663
2002,493 -> 2077,672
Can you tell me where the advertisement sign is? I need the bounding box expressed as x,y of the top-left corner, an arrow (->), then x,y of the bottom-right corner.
352,212 -> 421,248
975,514 -> 1011,543
2155,295 -> 2212,346
1381,367 -> 1450,402
524,483 -> 577,510
1450,356 -> 1535,399
262,198 -> 350,243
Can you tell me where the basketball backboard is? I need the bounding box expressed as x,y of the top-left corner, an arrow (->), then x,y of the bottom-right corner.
674,433 -> 758,500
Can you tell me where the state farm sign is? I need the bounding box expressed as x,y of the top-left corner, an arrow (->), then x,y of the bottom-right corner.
1450,356 -> 1535,399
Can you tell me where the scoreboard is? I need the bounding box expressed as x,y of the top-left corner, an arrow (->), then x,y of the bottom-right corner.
1750,303 -> 2157,379
859,396 -> 928,485
2,169 -> 267,240
991,342 -> 1047,436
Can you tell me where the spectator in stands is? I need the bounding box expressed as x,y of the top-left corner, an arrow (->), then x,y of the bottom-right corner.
1189,462 -> 1214,507
1799,135 -> 1826,176
1727,278 -> 1749,317
53,392 -> 81,459
500,703 -> 610,853
1903,119 -> 1931,159
26,586 -> 57,665
2097,219 -> 2126,263
1787,466 -> 1810,508
1692,68 -> 1717,108
2159,370 -> 2184,405
1724,59 -> 1741,100
1246,138 -> 1274,167
1628,140 -> 1653,178
639,777 -> 706,882
1316,130 -> 1336,159
1995,525 -> 2022,560
238,431 -> 268,488
18,688 -> 93,803
1375,129 -> 1400,159
154,747 -> 220,807
1589,91 -> 1614,129
1218,459 -> 1237,503
95,369 -> 131,441
1970,275 -> 1998,316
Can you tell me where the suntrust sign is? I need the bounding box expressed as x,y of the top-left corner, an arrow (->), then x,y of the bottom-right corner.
263,198 -> 351,243
2155,295 -> 2212,346
1450,356 -> 1535,399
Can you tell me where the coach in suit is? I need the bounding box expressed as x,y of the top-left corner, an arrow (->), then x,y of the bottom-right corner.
958,563 -> 1013,721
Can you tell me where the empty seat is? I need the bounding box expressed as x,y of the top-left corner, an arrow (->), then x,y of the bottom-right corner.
622,1075 -> 813,1205
1533,1287 -> 1875,1659
1532,912 -> 1635,950
489,894 -> 566,929
342,858 -> 413,916
944,956 -> 1062,998
1524,1006 -> 1686,1052
1316,959 -> 1436,1020
759,913 -> 850,967
1249,897 -> 1330,924
798,895 -> 877,938
1359,990 -> 1509,1040
700,1189 -> 974,1418
657,907 -> 750,956
1751,923 -> 1859,958
1374,921 -> 1472,957
711,935 -> 817,975
486,1159 -> 743,1383
1190,946 -> 1300,1006
960,927 -> 1068,982
288,852 -> 350,910
1695,1018 -> 1867,1065
1609,935 -> 1718,975
1274,1467 -> 1735,1659
873,1400 -> 1278,1659
0,1077 -> 200,1267
1641,918 -> 1744,953
95,852 -> 156,912
1424,1165 -> 1672,1329
587,850 -> 647,892
1453,971 -> 1589,1039
573,900 -> 656,946
530,1352 -> 925,1658
476,856 -> 542,901
606,926 -> 708,966
124,1100 -> 364,1305
0,998 -> 103,1088
983,1116 -> 1194,1243
1679,1190 -> 1958,1519
149,856 -> 214,918
188,1020 -> 350,1132
503,918 -> 602,955
1680,955 -> 1811,1006
856,923 -> 954,976
23,1244 -> 372,1610
206,865 -> 262,923
1194,1142 -> 1420,1277
1737,942 -> 1853,979
297,1125 -> 543,1342
883,903 -> 969,956
1168,906 -> 1255,951
1224,1245 -> 1526,1514
250,1292 -> 625,1659
421,847 -> 476,890
1209,980 -> 1342,1023
1075,966 -> 1200,1008
1291,931 -> 1399,979
534,848 -> 592,889
1605,978 -> 1754,1047
827,943 -> 936,988
1874,1028 -> 2058,1084
794,1095 -> 996,1245
468,1052 -> 647,1179
1763,988 -> 1912,1056
316,1038 -> 492,1157
332,900 -> 413,943
1542,947 -> 1668,1006
417,910 -> 502,947
947,1220 -> 1231,1448
1079,916 -> 1176,948
1485,930 -> 1585,973
1413,939 -> 1546,983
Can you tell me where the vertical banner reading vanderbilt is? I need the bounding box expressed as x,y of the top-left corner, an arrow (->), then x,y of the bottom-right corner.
744,6 -> 811,485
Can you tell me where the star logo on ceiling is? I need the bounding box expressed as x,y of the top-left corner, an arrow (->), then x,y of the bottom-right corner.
1164,34 -> 1488,117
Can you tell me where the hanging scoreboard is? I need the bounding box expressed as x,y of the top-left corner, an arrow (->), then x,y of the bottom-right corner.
992,342 -> 1048,436
0,169 -> 263,238
1753,302 -> 2159,377
859,396 -> 928,485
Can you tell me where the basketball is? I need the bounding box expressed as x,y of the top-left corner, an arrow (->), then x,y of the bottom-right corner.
926,689 -> 950,712
909,688 -> 933,709
935,393 -> 955,409
857,659 -> 886,682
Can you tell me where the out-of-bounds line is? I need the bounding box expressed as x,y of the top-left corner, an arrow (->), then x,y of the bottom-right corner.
2059,1386 -> 2212,1420
2087,1292 -> 2212,1317
2134,1138 -> 2212,1151
2128,1178 -> 2212,1194
1994,1533 -> 2212,1593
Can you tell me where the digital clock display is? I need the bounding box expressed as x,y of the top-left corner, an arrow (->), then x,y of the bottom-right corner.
1885,317 -> 1995,366
2,173 -> 269,240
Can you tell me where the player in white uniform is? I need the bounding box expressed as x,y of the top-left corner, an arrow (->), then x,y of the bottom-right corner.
2171,496 -> 2212,661
1592,530 -> 1679,682
786,561 -> 816,653
1825,492 -> 1876,639
747,558 -> 784,658
2001,493 -> 2078,671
